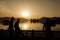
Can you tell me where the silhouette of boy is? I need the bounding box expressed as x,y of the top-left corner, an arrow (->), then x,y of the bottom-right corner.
14,19 -> 24,37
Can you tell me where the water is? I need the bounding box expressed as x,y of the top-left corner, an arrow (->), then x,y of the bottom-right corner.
0,21 -> 60,31
19,21 -> 43,30
19,21 -> 60,31
0,21 -> 43,30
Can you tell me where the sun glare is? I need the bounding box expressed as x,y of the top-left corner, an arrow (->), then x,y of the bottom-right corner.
22,11 -> 29,17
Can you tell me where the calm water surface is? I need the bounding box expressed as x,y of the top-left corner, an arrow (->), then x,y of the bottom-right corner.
0,21 -> 60,31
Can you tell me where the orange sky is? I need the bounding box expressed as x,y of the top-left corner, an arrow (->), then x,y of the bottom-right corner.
0,0 -> 60,19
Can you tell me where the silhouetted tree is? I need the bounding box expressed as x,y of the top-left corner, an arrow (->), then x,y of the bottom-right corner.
30,19 -> 37,23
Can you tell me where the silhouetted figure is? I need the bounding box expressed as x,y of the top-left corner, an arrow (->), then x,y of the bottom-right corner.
8,17 -> 14,37
14,19 -> 24,37
43,18 -> 55,40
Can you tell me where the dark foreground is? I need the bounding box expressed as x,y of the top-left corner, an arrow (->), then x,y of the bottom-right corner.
0,30 -> 60,40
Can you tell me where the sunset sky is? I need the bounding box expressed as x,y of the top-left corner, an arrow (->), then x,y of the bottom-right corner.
0,0 -> 60,19
0,0 -> 60,30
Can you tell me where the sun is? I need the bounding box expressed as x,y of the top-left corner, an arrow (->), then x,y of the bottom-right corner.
22,11 -> 29,17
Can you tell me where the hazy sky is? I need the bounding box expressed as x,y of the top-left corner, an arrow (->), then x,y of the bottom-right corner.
0,0 -> 60,19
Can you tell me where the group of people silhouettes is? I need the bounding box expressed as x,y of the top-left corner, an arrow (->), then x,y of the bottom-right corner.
0,17 -> 56,40
8,17 -> 24,37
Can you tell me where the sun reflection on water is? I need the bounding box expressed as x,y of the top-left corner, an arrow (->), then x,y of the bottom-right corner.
19,23 -> 30,30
